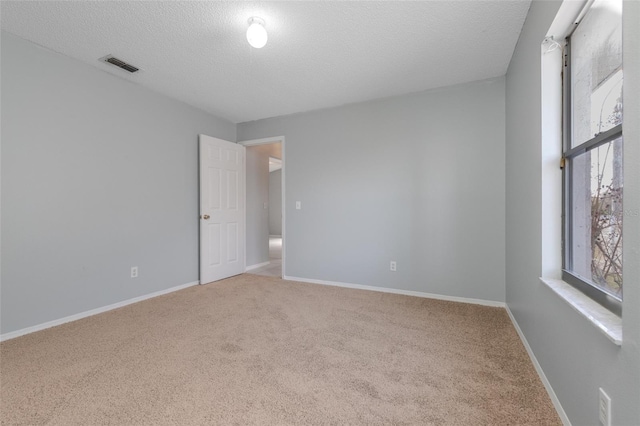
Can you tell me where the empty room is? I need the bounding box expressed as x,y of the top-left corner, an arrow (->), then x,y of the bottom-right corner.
1,1 -> 638,425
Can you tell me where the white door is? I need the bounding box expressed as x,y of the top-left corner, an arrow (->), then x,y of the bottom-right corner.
199,135 -> 246,284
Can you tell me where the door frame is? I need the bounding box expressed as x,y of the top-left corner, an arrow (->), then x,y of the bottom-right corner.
238,136 -> 286,277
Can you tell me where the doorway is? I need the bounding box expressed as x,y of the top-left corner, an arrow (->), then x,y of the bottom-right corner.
239,136 -> 285,278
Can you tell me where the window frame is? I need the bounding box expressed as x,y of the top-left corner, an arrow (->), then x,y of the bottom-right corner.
561,16 -> 623,317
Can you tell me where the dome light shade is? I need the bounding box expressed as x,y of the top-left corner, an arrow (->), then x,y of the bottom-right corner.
247,17 -> 268,48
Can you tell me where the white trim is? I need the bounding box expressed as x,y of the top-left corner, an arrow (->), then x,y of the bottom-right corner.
506,306 -> 571,426
269,235 -> 282,238
540,34 -> 563,280
283,275 -> 505,307
0,281 -> 200,342
546,0 -> 588,40
238,135 -> 286,278
246,261 -> 270,271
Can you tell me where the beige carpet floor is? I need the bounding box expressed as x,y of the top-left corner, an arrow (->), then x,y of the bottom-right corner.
1,274 -> 560,425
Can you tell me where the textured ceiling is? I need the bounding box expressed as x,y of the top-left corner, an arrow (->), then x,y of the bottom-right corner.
0,1 -> 531,123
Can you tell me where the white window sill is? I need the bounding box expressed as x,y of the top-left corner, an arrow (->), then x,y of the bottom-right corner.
539,278 -> 622,346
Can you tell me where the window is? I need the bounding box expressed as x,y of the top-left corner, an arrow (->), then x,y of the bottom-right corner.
563,0 -> 623,315
562,0 -> 623,315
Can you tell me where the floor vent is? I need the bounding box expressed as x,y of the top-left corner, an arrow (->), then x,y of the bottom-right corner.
99,55 -> 139,73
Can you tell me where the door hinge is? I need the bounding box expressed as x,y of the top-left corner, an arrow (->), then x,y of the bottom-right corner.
560,157 -> 566,169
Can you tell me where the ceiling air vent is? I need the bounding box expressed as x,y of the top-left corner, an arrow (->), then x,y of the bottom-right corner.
99,55 -> 139,73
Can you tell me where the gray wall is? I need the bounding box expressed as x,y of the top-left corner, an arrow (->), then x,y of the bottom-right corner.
245,146 -> 269,267
505,1 -> 640,424
269,169 -> 282,236
0,33 -> 236,334
238,78 -> 506,302
245,143 -> 281,267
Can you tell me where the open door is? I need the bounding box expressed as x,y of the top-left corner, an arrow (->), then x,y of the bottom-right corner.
199,134 -> 246,284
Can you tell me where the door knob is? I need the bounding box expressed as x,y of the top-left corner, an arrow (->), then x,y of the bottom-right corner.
201,214 -> 210,220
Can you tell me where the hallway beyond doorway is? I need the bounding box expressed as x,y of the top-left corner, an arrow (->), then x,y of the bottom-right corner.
250,237 -> 282,278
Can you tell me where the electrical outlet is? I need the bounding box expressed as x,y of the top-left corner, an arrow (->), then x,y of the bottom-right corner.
390,261 -> 397,272
263,202 -> 268,209
599,388 -> 611,426
131,266 -> 138,278
296,201 -> 301,210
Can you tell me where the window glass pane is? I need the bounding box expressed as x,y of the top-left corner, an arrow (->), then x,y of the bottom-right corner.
571,0 -> 622,147
570,137 -> 623,297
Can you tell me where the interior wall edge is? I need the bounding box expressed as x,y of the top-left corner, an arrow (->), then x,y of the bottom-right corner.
505,305 -> 571,425
0,280 -> 200,343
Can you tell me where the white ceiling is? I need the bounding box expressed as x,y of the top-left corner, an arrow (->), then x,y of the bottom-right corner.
0,1 -> 531,123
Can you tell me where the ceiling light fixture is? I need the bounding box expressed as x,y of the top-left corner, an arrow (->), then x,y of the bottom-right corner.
246,17 -> 268,49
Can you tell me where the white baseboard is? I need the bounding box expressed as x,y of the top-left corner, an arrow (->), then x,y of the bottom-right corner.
283,275 -> 505,308
0,280 -> 200,342
505,306 -> 571,426
246,261 -> 270,271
